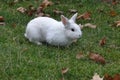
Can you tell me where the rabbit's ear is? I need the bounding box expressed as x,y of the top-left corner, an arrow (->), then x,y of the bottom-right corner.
61,15 -> 69,26
70,13 -> 78,22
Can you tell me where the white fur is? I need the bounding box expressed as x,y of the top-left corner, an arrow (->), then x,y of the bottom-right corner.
24,13 -> 82,46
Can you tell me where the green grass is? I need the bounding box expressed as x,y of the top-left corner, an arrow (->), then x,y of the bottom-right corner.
0,0 -> 120,80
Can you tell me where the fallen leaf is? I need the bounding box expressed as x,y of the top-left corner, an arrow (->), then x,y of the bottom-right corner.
109,10 -> 117,17
36,6 -> 44,17
0,16 -> 4,22
84,23 -> 96,29
112,21 -> 120,27
79,24 -> 84,29
113,74 -> 120,80
14,0 -> 19,3
91,73 -> 103,80
76,52 -> 84,59
61,68 -> 69,74
99,37 -> 106,46
40,0 -> 53,9
0,22 -> 5,26
89,52 -> 105,64
53,9 -> 63,15
104,74 -> 120,80
26,6 -> 36,16
77,11 -> 91,20
112,0 -> 118,5
17,7 -> 27,13
104,74 -> 113,80
69,9 -> 78,13
0,16 -> 5,26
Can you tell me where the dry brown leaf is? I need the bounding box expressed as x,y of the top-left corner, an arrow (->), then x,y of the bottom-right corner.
0,16 -> 5,26
89,52 -> 105,64
44,14 -> 50,17
0,22 -> 5,26
84,23 -> 96,29
76,52 -> 84,59
99,37 -> 106,46
104,74 -> 113,80
113,74 -> 120,80
61,68 -> 69,74
77,12 -> 91,20
0,16 -> 4,22
17,7 -> 27,13
14,0 -> 19,3
91,73 -> 103,80
114,21 -> 120,27
104,73 -> 120,80
40,0 -> 53,9
79,24 -> 84,29
36,6 -> 44,17
69,9 -> 78,13
112,0 -> 118,5
109,10 -> 117,17
26,5 -> 37,16
53,9 -> 63,15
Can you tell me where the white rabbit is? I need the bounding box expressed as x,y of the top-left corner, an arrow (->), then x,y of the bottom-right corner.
24,13 -> 82,46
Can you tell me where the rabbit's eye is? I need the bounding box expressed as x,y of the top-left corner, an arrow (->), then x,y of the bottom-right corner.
71,28 -> 75,32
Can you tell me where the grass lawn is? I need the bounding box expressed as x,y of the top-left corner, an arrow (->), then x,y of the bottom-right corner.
0,0 -> 120,80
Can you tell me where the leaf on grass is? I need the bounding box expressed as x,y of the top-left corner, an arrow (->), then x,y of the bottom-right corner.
91,73 -> 103,80
14,0 -> 19,3
104,74 -> 113,80
77,11 -> 91,20
0,16 -> 4,22
84,23 -> 96,29
112,0 -> 118,5
89,52 -> 105,64
79,24 -> 84,29
61,68 -> 69,74
36,6 -> 44,16
104,73 -> 120,80
0,22 -> 5,26
69,9 -> 78,13
109,10 -> 117,17
76,52 -> 84,59
113,74 -> 120,80
40,0 -> 53,9
26,5 -> 36,16
99,37 -> 106,46
17,7 -> 27,13
53,9 -> 63,15
0,16 -> 5,26
113,21 -> 120,27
